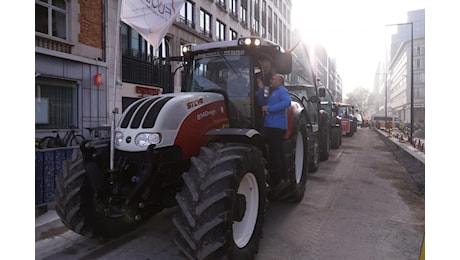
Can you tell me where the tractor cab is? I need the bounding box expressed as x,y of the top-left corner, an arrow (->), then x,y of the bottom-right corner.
181,37 -> 292,129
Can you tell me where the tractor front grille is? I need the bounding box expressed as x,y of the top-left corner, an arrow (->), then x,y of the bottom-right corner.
119,96 -> 173,129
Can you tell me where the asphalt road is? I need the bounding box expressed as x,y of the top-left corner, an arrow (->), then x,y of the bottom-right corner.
35,127 -> 425,260
254,127 -> 424,260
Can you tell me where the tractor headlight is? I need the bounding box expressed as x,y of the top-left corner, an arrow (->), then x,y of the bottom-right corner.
135,133 -> 162,147
114,131 -> 123,146
238,37 -> 262,47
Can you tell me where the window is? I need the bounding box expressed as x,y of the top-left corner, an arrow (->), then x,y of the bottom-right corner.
200,9 -> 212,38
121,22 -> 168,86
230,0 -> 237,16
415,72 -> 425,84
416,44 -> 425,56
35,0 -> 67,39
122,22 -> 152,60
240,0 -> 248,25
415,86 -> 425,99
216,20 -> 226,41
268,6 -> 272,29
267,6 -> 272,40
36,79 -> 78,129
189,55 -> 252,128
217,0 -> 226,9
230,28 -> 238,40
414,57 -> 425,69
180,1 -> 195,29
252,20 -> 259,35
254,0 -> 260,31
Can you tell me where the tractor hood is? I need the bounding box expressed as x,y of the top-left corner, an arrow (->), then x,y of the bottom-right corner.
114,92 -> 228,153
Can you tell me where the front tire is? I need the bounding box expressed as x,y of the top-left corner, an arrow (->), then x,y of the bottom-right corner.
173,143 -> 267,260
54,147 -> 137,240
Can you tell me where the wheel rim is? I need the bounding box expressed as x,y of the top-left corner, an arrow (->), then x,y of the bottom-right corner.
295,132 -> 304,183
233,172 -> 259,248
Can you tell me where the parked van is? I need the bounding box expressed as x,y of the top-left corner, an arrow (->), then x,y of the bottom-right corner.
370,114 -> 404,129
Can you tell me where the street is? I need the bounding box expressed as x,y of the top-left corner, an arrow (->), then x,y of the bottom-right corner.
36,127 -> 425,260
254,127 -> 424,259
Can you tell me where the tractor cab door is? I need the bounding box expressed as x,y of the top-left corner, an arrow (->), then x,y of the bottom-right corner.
187,53 -> 253,128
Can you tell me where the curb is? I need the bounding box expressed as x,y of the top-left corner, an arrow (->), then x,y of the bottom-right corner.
374,128 -> 425,195
36,209 -> 60,229
374,128 -> 424,165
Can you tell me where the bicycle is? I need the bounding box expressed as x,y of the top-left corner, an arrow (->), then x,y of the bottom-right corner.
36,125 -> 86,149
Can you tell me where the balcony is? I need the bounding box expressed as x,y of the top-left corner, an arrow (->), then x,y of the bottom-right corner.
122,49 -> 171,88
199,29 -> 213,39
179,16 -> 195,30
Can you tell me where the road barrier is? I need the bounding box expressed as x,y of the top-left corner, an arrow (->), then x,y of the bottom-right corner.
390,129 -> 425,154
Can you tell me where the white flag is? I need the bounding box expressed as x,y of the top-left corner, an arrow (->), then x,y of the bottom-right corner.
121,0 -> 185,48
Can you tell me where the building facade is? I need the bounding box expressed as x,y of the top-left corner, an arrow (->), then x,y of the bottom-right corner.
311,43 -> 342,102
119,0 -> 294,114
35,0 -> 110,139
35,0 -> 342,139
35,0 -> 294,138
376,9 -> 425,130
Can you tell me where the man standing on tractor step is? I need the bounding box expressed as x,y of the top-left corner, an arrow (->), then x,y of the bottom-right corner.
257,73 -> 291,191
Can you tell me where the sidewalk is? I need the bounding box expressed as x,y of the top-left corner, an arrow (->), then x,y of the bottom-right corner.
375,127 -> 425,165
36,207 -> 60,229
374,127 -> 425,195
35,206 -> 64,242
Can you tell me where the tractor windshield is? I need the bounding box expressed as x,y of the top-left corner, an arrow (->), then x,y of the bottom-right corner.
187,53 -> 253,127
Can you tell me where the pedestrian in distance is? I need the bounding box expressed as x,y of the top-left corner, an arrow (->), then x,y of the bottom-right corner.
257,73 -> 292,191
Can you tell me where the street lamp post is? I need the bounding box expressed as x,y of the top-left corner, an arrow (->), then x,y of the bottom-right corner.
375,73 -> 388,129
384,73 -> 388,131
386,22 -> 414,144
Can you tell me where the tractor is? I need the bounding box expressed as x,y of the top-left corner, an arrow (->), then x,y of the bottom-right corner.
337,103 -> 358,137
318,86 -> 342,149
54,37 -> 319,259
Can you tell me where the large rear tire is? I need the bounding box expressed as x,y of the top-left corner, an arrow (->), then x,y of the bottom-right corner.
330,127 -> 341,149
173,143 -> 267,260
308,132 -> 320,173
54,148 -> 138,240
281,115 -> 309,202
319,117 -> 330,161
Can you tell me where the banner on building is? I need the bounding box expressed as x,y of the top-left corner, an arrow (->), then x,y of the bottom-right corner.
121,0 -> 185,48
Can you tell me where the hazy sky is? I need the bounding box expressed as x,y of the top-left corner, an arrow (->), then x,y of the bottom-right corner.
291,0 -> 426,95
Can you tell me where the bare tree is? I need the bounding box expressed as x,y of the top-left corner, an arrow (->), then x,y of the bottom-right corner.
344,87 -> 377,119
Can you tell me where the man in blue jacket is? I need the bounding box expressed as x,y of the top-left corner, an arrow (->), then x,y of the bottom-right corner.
257,73 -> 292,191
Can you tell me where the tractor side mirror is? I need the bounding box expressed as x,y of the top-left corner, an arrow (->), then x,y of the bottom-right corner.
318,87 -> 326,98
276,52 -> 292,74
